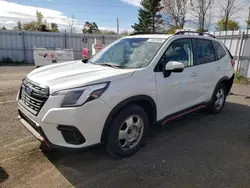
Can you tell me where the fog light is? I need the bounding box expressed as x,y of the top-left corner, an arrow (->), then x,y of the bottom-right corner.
57,125 -> 86,145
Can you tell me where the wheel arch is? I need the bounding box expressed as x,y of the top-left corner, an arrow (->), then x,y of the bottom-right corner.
214,74 -> 234,96
101,95 -> 157,143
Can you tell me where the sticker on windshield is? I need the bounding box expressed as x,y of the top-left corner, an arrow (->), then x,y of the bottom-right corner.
147,39 -> 165,43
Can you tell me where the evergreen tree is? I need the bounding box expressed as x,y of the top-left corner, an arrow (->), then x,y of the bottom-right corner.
17,21 -> 22,30
132,0 -> 163,33
50,23 -> 59,32
13,21 -> 22,31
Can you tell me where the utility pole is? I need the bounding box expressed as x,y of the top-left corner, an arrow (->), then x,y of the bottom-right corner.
247,7 -> 250,30
117,18 -> 119,34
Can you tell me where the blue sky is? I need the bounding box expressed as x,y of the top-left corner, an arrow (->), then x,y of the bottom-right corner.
1,0 -> 141,31
0,0 -> 249,32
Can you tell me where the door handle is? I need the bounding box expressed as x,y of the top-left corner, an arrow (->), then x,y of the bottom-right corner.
190,72 -> 198,77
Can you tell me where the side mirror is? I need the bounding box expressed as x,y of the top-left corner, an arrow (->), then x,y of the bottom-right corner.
165,61 -> 184,72
82,57 -> 90,63
164,61 -> 184,77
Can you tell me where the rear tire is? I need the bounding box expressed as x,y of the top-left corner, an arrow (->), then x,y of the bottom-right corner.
106,104 -> 149,158
207,84 -> 227,114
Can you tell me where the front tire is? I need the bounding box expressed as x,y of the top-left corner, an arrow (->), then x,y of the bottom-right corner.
207,84 -> 227,113
106,104 -> 149,158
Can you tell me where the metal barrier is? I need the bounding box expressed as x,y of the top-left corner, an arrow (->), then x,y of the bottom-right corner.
210,30 -> 250,78
0,30 -> 121,63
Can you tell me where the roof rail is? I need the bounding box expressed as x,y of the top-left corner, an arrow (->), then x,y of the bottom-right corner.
130,32 -> 168,36
174,31 -> 216,38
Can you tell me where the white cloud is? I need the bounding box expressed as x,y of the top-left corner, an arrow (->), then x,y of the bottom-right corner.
0,1 -> 64,21
0,0 -> 130,32
1,0 -> 247,33
0,0 -> 77,30
99,26 -> 133,33
121,0 -> 141,7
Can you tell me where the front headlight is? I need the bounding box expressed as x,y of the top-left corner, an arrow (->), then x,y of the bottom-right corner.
52,82 -> 110,107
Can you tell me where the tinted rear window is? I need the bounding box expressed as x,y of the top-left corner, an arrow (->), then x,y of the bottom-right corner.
193,39 -> 216,65
212,41 -> 227,60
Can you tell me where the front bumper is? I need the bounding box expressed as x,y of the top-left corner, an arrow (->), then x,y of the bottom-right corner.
17,96 -> 112,149
18,109 -> 51,148
18,109 -> 86,149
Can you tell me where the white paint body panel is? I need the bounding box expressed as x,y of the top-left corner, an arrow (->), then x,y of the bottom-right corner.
155,66 -> 204,120
17,34 -> 234,149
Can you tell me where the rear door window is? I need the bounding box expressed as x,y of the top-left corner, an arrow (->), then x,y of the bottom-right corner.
192,39 -> 216,65
212,41 -> 227,60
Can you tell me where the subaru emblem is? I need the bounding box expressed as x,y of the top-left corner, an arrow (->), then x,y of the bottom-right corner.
26,86 -> 33,95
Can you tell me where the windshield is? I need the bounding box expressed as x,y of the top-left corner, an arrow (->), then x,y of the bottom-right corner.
89,38 -> 165,68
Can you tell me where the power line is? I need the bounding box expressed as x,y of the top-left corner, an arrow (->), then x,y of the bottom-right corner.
248,7 -> 250,29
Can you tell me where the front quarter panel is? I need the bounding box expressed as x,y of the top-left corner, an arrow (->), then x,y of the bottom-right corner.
101,68 -> 157,112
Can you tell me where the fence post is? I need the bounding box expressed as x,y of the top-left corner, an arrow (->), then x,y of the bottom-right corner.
102,34 -> 105,44
229,30 -> 234,50
224,30 -> 228,43
22,31 -> 27,63
236,31 -> 245,74
64,30 -> 67,48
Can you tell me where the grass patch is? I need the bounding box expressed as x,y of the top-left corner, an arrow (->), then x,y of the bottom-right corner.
234,72 -> 249,84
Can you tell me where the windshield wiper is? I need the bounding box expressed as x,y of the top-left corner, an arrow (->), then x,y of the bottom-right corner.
99,62 -> 121,69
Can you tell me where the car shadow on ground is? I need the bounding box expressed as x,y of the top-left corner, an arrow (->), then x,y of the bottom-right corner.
0,167 -> 9,183
42,101 -> 250,188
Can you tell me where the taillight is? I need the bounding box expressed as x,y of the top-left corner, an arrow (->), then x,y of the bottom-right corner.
231,59 -> 235,67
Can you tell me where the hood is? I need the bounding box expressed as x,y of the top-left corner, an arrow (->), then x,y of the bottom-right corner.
27,60 -> 136,93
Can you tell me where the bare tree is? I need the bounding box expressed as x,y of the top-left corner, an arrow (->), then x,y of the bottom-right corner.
219,0 -> 242,31
67,15 -> 75,33
190,0 -> 214,32
204,4 -> 213,31
162,0 -> 189,28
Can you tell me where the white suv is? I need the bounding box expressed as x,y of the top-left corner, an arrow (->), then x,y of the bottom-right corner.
17,31 -> 234,158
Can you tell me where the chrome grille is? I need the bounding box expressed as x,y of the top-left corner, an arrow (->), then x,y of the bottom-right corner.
19,78 -> 49,116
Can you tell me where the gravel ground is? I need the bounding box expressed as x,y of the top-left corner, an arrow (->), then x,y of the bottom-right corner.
0,66 -> 250,188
